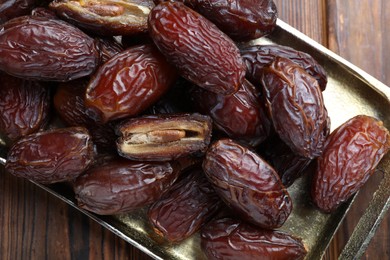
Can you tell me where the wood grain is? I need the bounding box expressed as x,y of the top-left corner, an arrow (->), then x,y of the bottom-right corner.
0,0 -> 389,259
274,0 -> 327,45
0,166 -> 152,260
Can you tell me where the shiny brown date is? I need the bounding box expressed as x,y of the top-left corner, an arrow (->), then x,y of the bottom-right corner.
312,115 -> 390,213
49,0 -> 154,36
148,1 -> 245,95
157,0 -> 277,41
190,79 -> 271,147
241,44 -> 328,91
148,167 -> 223,242
261,57 -> 330,159
0,73 -> 50,144
74,158 -> 179,215
85,44 -> 177,123
116,113 -> 212,161
203,139 -> 292,229
201,217 -> 307,260
0,16 -> 99,81
54,79 -> 117,153
5,127 -> 94,184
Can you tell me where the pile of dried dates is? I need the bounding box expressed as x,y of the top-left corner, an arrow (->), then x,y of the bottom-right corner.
1,0 -> 390,259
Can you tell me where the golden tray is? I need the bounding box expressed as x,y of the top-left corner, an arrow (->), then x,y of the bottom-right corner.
1,19 -> 389,260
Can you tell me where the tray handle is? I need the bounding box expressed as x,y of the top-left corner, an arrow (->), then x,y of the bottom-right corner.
339,156 -> 390,259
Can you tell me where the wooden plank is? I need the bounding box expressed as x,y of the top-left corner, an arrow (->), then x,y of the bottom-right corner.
0,167 -> 152,260
273,0 -> 327,45
326,0 -> 390,259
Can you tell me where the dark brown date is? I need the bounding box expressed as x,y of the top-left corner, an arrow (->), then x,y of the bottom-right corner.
49,0 -> 154,36
53,79 -> 117,152
190,79 -> 271,147
241,44 -> 327,91
85,44 -> 177,123
259,135 -> 312,187
0,16 -> 99,81
74,158 -> 180,215
148,167 -> 223,242
148,1 -> 246,95
0,73 -> 50,143
261,57 -> 330,159
5,127 -> 94,184
95,37 -> 124,65
159,0 -> 277,41
0,0 -> 36,23
116,113 -> 212,161
201,217 -> 307,260
312,115 -> 390,213
202,139 -> 292,229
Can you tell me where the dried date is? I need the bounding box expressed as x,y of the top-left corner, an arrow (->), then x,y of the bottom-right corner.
95,37 -> 124,65
54,79 -> 117,152
261,57 -> 330,158
190,79 -> 271,147
85,44 -> 177,123
241,44 -> 328,91
203,138 -> 292,229
148,1 -> 246,95
5,127 -> 94,184
148,167 -> 223,242
0,15 -> 99,81
156,0 -> 277,41
312,115 -> 390,213
49,0 -> 154,36
116,113 -> 212,161
74,157 -> 192,215
201,217 -> 307,260
0,73 -> 50,144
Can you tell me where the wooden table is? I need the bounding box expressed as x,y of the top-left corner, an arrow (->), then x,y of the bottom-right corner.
1,0 -> 389,259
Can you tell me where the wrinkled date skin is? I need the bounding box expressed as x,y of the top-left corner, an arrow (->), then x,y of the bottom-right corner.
0,73 -> 50,144
203,139 -> 292,229
95,37 -> 124,65
156,0 -> 277,41
73,158 -> 179,215
201,218 -> 307,260
148,167 -> 223,242
261,57 -> 330,159
50,0 -> 154,36
241,44 -> 327,91
0,0 -> 36,23
148,1 -> 246,95
0,16 -> 99,81
54,79 -> 117,153
312,115 -> 390,213
190,79 -> 271,147
259,135 -> 312,187
5,127 -> 94,184
85,44 -> 177,123
116,113 -> 212,161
